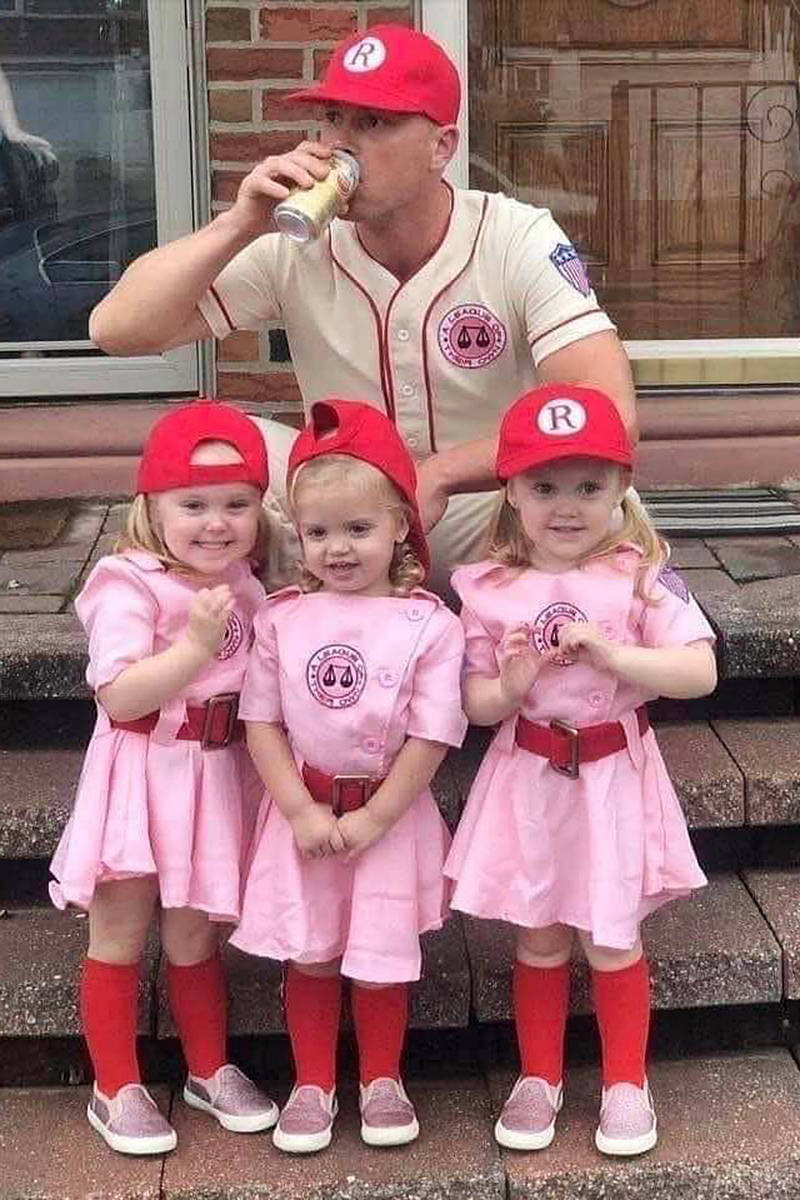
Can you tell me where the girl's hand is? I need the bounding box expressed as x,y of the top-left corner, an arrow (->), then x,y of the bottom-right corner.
186,585 -> 235,656
290,803 -> 340,859
556,621 -> 619,672
497,624 -> 547,706
335,806 -> 388,861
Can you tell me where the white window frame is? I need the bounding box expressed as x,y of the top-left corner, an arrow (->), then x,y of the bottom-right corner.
0,0 -> 204,397
422,0 -> 800,387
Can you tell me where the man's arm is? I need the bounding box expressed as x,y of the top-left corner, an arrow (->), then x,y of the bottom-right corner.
89,141 -> 332,356
416,329 -> 637,531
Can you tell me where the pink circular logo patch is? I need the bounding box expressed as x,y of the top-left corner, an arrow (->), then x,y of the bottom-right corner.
307,644 -> 367,709
438,304 -> 507,369
531,602 -> 587,667
216,611 -> 244,661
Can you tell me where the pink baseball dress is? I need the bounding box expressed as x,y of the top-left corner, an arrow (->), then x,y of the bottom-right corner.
49,550 -> 266,922
444,549 -> 715,950
229,586 -> 468,982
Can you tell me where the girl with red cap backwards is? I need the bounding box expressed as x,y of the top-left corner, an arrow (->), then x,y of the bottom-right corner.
445,385 -> 717,1157
230,398 -> 467,1153
49,401 -> 279,1155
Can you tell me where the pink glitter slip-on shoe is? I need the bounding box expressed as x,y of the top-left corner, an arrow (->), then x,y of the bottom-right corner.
183,1064 -> 279,1133
595,1080 -> 657,1156
272,1084 -> 338,1154
494,1076 -> 563,1150
359,1077 -> 419,1147
87,1083 -> 177,1155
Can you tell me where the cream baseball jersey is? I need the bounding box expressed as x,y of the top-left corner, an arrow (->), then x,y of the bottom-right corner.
198,186 -> 613,459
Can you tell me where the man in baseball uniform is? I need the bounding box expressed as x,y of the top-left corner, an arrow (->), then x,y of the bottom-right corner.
90,24 -> 636,592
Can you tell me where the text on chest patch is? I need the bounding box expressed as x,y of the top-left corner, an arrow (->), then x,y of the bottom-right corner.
531,601 -> 588,667
438,303 -> 507,369
307,644 -> 368,708
216,611 -> 244,661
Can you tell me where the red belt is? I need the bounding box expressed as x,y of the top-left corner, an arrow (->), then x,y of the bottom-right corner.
301,763 -> 384,816
515,704 -> 649,779
109,693 -> 243,750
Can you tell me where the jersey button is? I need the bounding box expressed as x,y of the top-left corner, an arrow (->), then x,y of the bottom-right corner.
400,383 -> 415,397
407,435 -> 419,448
378,669 -> 397,687
396,328 -> 410,342
588,691 -> 605,708
362,736 -> 380,754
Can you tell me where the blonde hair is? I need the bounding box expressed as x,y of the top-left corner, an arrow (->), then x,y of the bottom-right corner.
485,466 -> 669,602
115,492 -> 272,576
289,454 -> 425,596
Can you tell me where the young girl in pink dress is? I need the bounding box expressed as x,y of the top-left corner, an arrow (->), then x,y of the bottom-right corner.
444,384 -> 717,1158
50,401 -> 279,1155
230,398 -> 467,1154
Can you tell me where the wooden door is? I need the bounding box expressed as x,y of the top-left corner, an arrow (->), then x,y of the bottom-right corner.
468,0 -> 800,486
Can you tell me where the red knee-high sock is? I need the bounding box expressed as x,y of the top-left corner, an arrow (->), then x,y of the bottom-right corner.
351,983 -> 408,1085
512,960 -> 570,1086
591,956 -> 650,1087
80,957 -> 141,1098
285,966 -> 342,1090
167,953 -> 228,1079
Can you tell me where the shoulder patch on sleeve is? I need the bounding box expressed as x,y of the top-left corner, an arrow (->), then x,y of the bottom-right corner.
657,563 -> 690,604
548,242 -> 591,297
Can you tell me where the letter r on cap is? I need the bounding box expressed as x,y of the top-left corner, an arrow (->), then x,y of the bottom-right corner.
536,399 -> 587,436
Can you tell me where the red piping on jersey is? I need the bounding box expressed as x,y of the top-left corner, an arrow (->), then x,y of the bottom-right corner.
328,228 -> 394,420
345,184 -> 455,450
209,284 -> 236,335
419,193 -> 490,454
530,308 -> 604,353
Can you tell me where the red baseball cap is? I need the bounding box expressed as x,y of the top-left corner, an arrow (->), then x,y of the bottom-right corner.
288,397 -> 430,575
287,25 -> 460,126
496,384 -> 633,481
137,399 -> 269,494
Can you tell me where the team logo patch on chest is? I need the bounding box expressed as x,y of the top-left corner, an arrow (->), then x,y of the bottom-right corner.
438,304 -> 507,369
216,612 -> 244,661
307,644 -> 368,709
531,601 -> 587,667
549,243 -> 592,297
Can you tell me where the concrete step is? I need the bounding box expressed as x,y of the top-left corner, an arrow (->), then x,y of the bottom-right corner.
744,868 -> 800,1000
0,878 -> 784,1043
0,910 -> 470,1039
2,1051 -> 799,1200
0,741 -> 468,858
0,908 -> 157,1037
712,719 -> 800,825
493,1048 -> 800,1200
465,873 -> 782,1022
159,919 -> 472,1037
0,717 -> 754,862
0,1076 -> 505,1200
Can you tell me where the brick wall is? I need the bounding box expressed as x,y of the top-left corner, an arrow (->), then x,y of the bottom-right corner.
205,0 -> 416,421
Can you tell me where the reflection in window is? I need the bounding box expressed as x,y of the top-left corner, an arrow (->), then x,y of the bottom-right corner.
0,1 -> 155,349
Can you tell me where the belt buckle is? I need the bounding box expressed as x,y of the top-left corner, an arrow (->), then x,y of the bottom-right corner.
549,719 -> 580,779
201,693 -> 239,750
330,774 -> 372,817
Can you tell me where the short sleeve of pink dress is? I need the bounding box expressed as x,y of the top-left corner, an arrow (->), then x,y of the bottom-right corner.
239,591 -> 294,724
634,563 -> 716,649
406,610 -> 467,745
76,556 -> 157,691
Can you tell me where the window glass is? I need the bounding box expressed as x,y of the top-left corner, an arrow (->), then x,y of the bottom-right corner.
468,0 -> 800,383
0,0 -> 155,353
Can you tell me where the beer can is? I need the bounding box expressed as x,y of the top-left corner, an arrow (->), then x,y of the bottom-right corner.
273,150 -> 360,243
